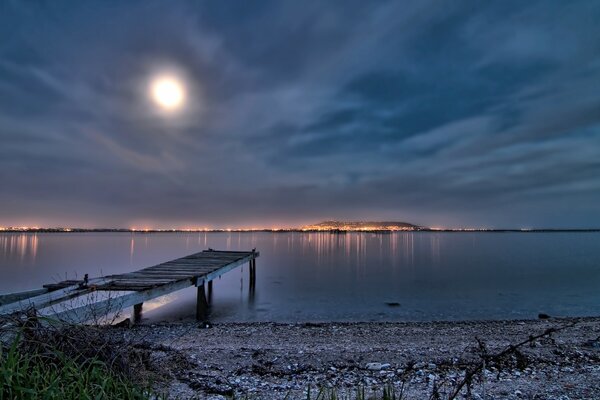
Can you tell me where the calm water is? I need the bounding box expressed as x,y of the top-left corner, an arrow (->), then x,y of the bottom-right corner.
1,232 -> 599,322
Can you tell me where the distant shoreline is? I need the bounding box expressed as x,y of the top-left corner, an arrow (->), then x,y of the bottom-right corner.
1,228 -> 599,233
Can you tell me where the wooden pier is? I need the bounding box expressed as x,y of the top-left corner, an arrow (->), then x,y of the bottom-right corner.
0,249 -> 259,323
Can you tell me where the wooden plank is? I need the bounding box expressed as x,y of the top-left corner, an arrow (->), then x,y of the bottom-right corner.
99,286 -> 157,291
196,253 -> 258,286
147,264 -> 222,270
141,268 -> 219,274
173,257 -> 245,263
204,250 -> 258,257
0,288 -> 49,306
112,272 -> 196,279
106,281 -> 176,286
169,255 -> 244,261
148,260 -> 230,266
101,280 -> 177,286
142,267 -> 219,273
110,277 -> 178,282
0,278 -> 108,315
130,269 -> 206,274
45,278 -> 196,324
43,280 -> 83,291
159,260 -> 238,267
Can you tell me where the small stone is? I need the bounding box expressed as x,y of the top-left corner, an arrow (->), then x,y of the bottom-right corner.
366,362 -> 390,370
514,389 -> 523,397
427,363 -> 437,370
366,362 -> 382,370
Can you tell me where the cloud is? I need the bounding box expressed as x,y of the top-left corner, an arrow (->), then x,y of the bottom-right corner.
0,1 -> 599,227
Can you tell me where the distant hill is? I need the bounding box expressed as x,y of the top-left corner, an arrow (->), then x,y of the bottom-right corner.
302,220 -> 421,231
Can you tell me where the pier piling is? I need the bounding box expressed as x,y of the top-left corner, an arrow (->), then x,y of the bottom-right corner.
133,303 -> 143,323
207,280 -> 213,303
196,284 -> 209,320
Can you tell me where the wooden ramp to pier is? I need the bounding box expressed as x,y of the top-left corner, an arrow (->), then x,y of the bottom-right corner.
0,249 -> 259,324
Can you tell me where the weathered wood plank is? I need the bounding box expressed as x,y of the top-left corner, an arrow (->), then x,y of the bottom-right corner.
0,277 -> 108,314
195,253 -> 257,286
112,272 -> 196,279
149,263 -> 223,269
44,279 -> 196,323
43,280 -> 84,291
0,288 -> 49,306
148,267 -> 223,272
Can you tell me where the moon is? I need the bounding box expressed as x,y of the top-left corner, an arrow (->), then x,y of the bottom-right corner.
150,75 -> 185,111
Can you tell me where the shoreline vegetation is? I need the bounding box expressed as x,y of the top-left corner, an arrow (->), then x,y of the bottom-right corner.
0,315 -> 160,400
3,316 -> 599,399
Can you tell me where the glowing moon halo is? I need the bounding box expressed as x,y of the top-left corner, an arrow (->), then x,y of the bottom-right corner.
150,75 -> 185,111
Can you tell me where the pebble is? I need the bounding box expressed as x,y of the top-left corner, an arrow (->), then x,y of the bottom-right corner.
365,362 -> 390,370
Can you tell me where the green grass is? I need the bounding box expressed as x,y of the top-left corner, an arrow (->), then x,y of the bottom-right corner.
0,335 -> 158,400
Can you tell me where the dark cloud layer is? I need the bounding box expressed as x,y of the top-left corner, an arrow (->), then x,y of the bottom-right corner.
1,1 -> 599,228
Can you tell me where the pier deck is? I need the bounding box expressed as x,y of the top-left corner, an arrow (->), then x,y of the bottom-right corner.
0,249 -> 259,323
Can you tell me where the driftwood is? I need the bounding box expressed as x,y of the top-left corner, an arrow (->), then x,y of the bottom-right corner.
446,321 -> 578,400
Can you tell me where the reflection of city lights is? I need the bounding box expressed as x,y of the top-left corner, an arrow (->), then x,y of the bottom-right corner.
0,233 -> 39,263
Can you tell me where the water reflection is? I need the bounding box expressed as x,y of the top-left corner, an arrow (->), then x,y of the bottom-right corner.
294,232 -> 420,268
0,233 -> 39,263
129,236 -> 134,266
1,232 -> 599,322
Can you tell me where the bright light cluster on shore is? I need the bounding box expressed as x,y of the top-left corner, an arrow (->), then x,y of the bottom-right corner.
301,226 -> 417,232
301,221 -> 419,231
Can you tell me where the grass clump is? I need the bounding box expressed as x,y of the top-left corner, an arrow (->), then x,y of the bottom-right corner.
1,335 -> 156,400
0,314 -> 161,400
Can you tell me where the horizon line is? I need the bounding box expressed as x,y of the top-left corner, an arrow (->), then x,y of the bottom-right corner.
1,226 -> 599,233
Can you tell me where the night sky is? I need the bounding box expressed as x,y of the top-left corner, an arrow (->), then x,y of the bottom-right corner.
1,1 -> 599,229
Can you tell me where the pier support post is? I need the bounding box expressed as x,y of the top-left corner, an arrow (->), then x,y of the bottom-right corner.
252,259 -> 257,287
207,280 -> 213,304
248,258 -> 256,293
196,284 -> 209,321
133,303 -> 143,323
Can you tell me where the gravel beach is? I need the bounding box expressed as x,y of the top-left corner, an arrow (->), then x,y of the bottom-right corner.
109,317 -> 600,399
